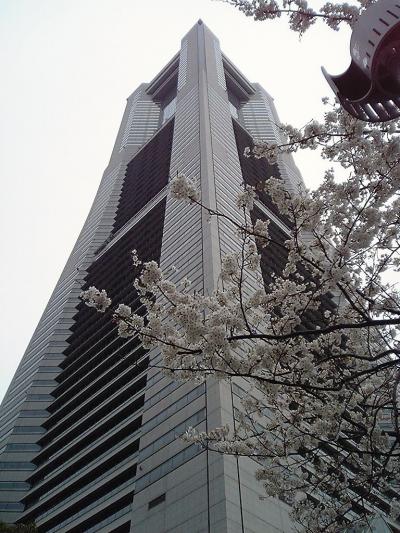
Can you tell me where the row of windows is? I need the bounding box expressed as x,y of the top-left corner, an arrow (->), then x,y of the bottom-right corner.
13,426 -> 46,435
36,455 -> 136,521
46,351 -> 147,436
85,503 -> 132,533
1,366 -> 56,416
35,398 -> 141,484
136,443 -> 202,491
142,383 -> 205,434
148,493 -> 166,509
0,482 -> 30,491
14,365 -> 60,389
229,101 -> 239,119
40,415 -> 141,485
27,432 -> 139,514
145,366 -> 169,390
32,380 -> 57,386
232,383 -> 247,399
162,97 -> 176,124
60,306 -> 121,370
0,399 -> 25,429
1,393 -> 26,418
50,336 -> 142,415
2,357 -> 54,410
37,379 -> 145,473
144,379 -> 181,409
4,443 -> 41,452
19,410 -> 48,418
53,338 -> 144,413
35,441 -> 138,509
0,502 -> 24,511
0,462 -> 36,471
46,477 -> 134,532
141,408 -> 206,460
0,426 -> 40,451
26,394 -> 54,401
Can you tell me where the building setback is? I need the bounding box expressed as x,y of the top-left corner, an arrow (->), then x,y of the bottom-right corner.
1,21 -> 311,532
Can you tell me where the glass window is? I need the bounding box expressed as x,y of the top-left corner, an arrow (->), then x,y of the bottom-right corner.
148,493 -> 165,509
0,482 -> 30,491
19,410 -> 48,417
36,367 -> 61,372
162,97 -> 176,124
85,504 -> 132,533
229,101 -> 238,119
142,383 -> 205,433
0,462 -> 36,470
13,426 -> 46,434
0,502 -> 24,511
141,408 -> 205,460
5,443 -> 41,452
26,394 -> 53,401
136,443 -> 202,491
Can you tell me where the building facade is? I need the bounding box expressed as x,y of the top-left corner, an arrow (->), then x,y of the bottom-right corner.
0,21 -> 310,532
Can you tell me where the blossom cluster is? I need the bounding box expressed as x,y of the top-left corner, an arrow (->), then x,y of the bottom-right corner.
169,173 -> 199,203
224,0 -> 361,35
80,286 -> 111,313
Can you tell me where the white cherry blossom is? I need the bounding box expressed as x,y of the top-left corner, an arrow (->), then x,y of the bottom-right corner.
170,172 -> 199,202
80,286 -> 111,313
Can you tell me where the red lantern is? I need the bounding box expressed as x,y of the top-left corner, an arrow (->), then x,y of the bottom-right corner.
322,0 -> 400,122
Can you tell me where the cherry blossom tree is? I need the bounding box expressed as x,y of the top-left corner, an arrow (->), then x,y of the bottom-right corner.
222,0 -> 364,35
81,4 -> 400,531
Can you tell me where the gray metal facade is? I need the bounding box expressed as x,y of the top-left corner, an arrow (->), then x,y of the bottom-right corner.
0,21 -> 300,532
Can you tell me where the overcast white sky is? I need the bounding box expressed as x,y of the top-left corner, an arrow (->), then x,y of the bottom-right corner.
0,0 -> 352,402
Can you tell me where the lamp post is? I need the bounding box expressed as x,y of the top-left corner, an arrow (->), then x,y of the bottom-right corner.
322,0 -> 400,122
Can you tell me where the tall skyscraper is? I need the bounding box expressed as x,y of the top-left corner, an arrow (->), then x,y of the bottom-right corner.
0,20 -> 358,533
